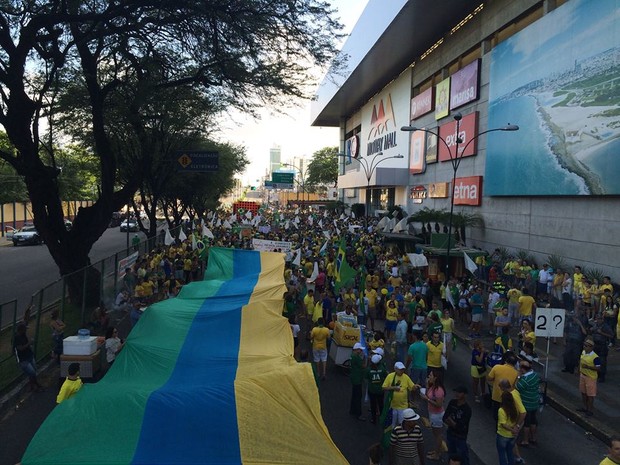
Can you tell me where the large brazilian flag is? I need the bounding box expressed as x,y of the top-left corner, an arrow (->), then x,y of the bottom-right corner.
22,248 -> 348,465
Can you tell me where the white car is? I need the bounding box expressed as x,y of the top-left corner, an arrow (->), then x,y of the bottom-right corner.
12,223 -> 42,246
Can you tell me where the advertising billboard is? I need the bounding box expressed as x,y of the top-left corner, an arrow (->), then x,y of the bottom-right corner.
409,130 -> 426,174
438,112 -> 479,162
410,87 -> 435,120
453,176 -> 482,206
485,0 -> 620,195
435,77 -> 450,120
450,59 -> 480,110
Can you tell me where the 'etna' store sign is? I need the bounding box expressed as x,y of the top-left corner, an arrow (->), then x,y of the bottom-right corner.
438,112 -> 479,162
453,176 -> 482,206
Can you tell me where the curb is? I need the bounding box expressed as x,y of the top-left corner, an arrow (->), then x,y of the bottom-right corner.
0,358 -> 56,420
452,330 -> 613,446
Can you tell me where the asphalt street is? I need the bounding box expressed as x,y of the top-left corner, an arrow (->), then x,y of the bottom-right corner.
2,329 -> 610,465
0,226 -> 147,328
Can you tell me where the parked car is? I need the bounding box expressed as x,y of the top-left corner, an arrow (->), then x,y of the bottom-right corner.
120,219 -> 139,232
12,223 -> 42,246
4,226 -> 17,240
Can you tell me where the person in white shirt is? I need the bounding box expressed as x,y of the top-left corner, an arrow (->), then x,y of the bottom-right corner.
487,288 -> 500,335
537,264 -> 552,302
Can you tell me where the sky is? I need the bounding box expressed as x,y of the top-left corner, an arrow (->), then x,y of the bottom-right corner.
217,0 -> 370,185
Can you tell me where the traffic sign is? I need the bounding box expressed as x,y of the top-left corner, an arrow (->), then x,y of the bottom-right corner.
265,181 -> 294,189
534,307 -> 565,337
272,172 -> 294,184
176,151 -> 219,172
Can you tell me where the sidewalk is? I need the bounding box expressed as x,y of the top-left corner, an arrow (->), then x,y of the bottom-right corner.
451,315 -> 618,446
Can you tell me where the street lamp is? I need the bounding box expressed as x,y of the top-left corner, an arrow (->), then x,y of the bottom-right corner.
280,163 -> 307,205
339,152 -> 405,229
401,113 -> 518,279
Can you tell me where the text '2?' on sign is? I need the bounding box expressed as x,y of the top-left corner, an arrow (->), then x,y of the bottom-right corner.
176,151 -> 219,172
534,307 -> 565,338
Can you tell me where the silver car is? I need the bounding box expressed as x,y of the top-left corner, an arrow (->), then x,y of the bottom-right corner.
12,223 -> 42,246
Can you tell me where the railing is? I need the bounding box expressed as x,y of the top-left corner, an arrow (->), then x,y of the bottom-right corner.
0,225 -> 182,392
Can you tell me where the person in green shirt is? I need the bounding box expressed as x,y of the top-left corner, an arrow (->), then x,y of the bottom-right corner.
349,342 -> 366,420
366,354 -> 388,424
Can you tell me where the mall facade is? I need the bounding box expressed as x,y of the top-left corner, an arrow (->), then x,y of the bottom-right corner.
311,0 -> 619,276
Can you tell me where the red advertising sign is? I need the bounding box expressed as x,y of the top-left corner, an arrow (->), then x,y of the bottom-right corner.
410,87 -> 435,120
438,112 -> 479,162
450,59 -> 480,110
453,176 -> 483,206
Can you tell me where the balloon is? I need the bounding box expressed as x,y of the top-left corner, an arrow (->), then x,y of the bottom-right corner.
381,288 -> 388,295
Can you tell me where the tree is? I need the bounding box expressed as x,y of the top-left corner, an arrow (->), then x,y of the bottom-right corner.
160,141 -> 247,227
0,1 -> 344,289
306,146 -> 339,190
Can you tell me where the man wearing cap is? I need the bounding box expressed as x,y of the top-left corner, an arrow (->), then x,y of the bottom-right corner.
383,362 -> 417,428
443,386 -> 472,465
366,353 -> 388,424
389,408 -> 425,465
350,342 -> 366,420
578,337 -> 601,417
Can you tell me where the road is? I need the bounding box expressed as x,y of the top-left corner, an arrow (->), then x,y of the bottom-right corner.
2,330 -> 609,465
0,226 -> 147,328
317,336 -> 608,465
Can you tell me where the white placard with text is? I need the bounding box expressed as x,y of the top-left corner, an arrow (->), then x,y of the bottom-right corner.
534,307 -> 566,338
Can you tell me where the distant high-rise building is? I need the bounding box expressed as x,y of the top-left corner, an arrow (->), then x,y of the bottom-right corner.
269,146 -> 281,176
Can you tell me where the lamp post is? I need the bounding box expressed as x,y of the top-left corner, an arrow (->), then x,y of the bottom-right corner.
339,152 -> 404,229
401,113 -> 518,279
280,162 -> 307,206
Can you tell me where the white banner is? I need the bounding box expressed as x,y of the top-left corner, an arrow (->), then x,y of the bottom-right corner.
118,252 -> 139,278
252,238 -> 293,252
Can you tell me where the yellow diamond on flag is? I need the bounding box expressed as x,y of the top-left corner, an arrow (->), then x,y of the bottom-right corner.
178,154 -> 192,168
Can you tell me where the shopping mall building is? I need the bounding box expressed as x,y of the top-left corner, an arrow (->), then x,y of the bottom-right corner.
311,0 -> 619,276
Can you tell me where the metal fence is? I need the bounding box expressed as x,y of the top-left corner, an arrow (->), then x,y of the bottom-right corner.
0,226 -> 181,392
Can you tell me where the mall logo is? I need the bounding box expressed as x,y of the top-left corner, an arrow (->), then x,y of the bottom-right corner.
367,94 -> 397,155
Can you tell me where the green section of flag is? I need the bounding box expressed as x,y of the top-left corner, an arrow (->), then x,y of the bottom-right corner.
334,238 -> 356,292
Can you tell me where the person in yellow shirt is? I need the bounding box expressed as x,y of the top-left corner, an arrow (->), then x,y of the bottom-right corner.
599,437 -> 620,465
507,287 -> 522,324
303,289 -> 315,320
385,300 -> 399,342
57,363 -> 83,404
496,391 -> 520,465
578,338 -> 601,417
573,265 -> 584,298
517,288 -> 535,321
487,352 -> 519,417
365,284 -> 378,331
310,317 -> 330,380
382,362 -> 417,427
426,331 -> 444,374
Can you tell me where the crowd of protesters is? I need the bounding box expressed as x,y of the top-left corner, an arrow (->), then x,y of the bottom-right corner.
13,203 -> 619,465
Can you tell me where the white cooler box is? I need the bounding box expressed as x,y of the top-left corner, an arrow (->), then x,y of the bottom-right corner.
63,336 -> 98,356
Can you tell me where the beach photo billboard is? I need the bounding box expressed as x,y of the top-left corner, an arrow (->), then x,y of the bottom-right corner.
485,0 -> 620,196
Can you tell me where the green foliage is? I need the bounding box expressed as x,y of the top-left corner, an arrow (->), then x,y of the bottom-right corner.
496,247 -> 511,264
0,132 -> 27,203
306,147 -> 339,188
515,249 -> 536,266
407,207 -> 448,224
547,254 -> 568,273
351,203 -> 365,218
324,200 -> 346,212
583,267 -> 605,284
